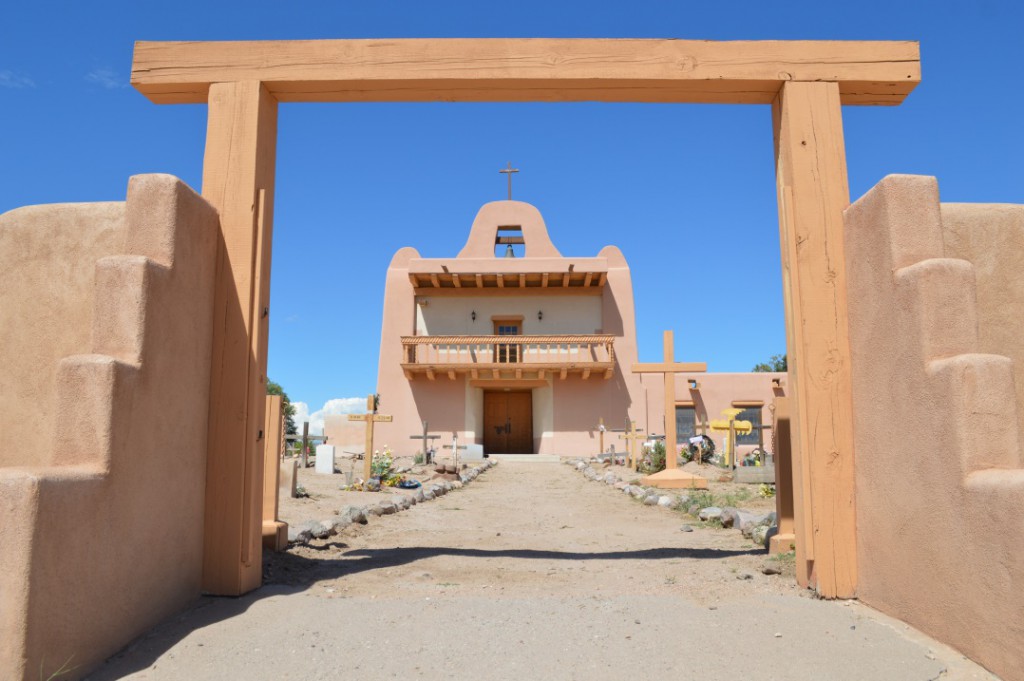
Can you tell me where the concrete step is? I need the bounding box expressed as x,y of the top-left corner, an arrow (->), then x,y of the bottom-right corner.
488,454 -> 561,463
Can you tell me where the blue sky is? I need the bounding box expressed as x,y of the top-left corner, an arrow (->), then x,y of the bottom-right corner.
3,1 -> 1022,431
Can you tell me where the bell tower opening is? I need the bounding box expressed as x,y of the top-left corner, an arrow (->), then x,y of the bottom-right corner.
494,225 -> 525,258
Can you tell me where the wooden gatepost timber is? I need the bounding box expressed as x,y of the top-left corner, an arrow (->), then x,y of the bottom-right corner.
131,38 -> 919,597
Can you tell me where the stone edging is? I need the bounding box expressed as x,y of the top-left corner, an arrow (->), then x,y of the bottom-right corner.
288,459 -> 498,545
563,458 -> 776,547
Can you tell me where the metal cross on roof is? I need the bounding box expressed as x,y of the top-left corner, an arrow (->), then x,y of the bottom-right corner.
499,162 -> 519,200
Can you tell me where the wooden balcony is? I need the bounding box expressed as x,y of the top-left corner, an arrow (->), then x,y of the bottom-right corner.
401,335 -> 615,381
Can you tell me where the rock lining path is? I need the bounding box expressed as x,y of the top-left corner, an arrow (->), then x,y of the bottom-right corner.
88,462 -> 997,680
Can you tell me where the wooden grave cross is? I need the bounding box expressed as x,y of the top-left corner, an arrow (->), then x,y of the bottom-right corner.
631,330 -> 708,488
617,420 -> 645,471
348,394 -> 393,481
409,420 -> 441,465
596,417 -> 607,459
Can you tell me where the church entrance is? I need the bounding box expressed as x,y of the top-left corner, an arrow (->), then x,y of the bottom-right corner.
483,390 -> 533,454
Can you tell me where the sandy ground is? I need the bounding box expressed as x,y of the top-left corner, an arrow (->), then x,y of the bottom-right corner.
87,462 -> 999,681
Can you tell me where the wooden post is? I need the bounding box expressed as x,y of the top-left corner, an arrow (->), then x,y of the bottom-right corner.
597,417 -> 605,457
261,394 -> 288,551
773,80 -> 857,598
348,395 -> 393,481
301,421 -> 309,469
200,80 -> 278,596
769,397 -> 798,559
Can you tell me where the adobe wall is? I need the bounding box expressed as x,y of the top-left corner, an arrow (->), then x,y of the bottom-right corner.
641,372 -> 785,459
941,202 -> 1024,438
0,202 -> 126,467
0,175 -> 218,680
845,175 -> 1024,681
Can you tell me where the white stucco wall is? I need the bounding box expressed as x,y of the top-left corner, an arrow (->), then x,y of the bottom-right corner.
416,294 -> 603,336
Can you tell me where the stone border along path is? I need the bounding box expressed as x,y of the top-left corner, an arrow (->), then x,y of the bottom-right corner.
564,459 -> 777,547
287,459 -> 498,544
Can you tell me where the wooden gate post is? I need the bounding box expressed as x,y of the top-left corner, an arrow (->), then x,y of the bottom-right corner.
773,81 -> 857,598
201,80 -> 278,595
262,394 -> 288,550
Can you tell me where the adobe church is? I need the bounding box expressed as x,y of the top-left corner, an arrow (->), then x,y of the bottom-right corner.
328,192 -> 783,458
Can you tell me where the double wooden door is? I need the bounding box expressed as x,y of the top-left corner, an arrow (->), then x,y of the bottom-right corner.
483,391 -> 533,454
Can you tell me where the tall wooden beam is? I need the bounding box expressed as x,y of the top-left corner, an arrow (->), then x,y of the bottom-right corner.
201,80 -> 278,596
773,80 -> 856,599
132,39 -> 919,106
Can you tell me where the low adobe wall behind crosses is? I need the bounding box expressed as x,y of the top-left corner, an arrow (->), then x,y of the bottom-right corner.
0,175 -> 218,680
845,175 -> 1024,681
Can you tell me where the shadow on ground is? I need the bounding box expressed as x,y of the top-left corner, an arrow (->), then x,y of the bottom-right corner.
86,542 -> 760,679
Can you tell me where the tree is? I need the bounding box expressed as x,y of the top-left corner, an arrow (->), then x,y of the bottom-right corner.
266,379 -> 298,435
752,353 -> 787,372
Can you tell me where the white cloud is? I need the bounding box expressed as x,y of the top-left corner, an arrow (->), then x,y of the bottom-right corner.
85,68 -> 125,89
292,397 -> 366,435
0,70 -> 35,88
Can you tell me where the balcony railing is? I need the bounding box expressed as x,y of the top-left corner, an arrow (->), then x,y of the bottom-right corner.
400,334 -> 615,380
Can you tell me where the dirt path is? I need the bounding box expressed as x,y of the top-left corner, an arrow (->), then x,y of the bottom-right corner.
88,462 -> 997,680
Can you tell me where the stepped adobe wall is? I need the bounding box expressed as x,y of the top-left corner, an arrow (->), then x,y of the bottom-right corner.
0,175 -> 218,680
846,175 -> 1024,681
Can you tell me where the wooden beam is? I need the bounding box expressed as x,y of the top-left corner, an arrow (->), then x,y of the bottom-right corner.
470,379 -> 548,389
132,39 -> 920,106
597,272 -> 607,287
429,273 -> 440,288
560,368 -> 567,380
201,80 -> 277,596
538,369 -> 546,379
562,273 -> 570,288
414,286 -> 601,297
475,273 -> 483,288
426,369 -> 435,381
518,273 -> 525,287
452,273 -> 461,288
515,368 -> 523,379
582,368 -> 591,380
496,274 -> 504,288
584,272 -> 593,287
541,272 -> 549,288
404,369 -> 414,380
773,80 -> 856,598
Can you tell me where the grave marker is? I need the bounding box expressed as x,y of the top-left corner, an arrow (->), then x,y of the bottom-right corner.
409,421 -> 441,465
348,394 -> 393,481
617,420 -> 645,471
631,330 -> 709,489
442,432 -> 468,471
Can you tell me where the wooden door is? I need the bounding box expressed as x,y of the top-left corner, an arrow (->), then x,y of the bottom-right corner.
483,392 -> 508,454
483,391 -> 534,454
506,392 -> 534,452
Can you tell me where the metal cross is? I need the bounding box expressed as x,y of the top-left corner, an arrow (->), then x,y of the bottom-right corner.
499,162 -> 519,200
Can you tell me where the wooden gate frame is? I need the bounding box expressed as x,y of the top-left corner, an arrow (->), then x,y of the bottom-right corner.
131,38 -> 920,598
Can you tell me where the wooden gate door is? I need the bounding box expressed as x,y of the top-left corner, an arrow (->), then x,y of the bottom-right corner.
483,391 -> 534,454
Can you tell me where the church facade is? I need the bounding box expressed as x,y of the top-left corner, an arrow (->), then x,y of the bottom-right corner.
343,199 -> 784,458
